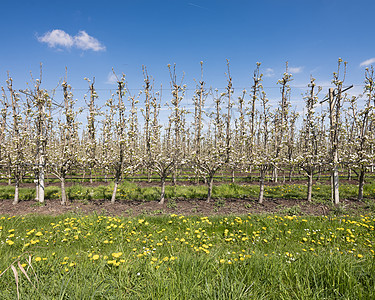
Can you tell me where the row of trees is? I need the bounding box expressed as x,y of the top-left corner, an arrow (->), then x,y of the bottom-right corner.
0,60 -> 374,205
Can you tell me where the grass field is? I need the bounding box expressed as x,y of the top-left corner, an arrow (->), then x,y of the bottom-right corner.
1,181 -> 375,202
0,213 -> 374,299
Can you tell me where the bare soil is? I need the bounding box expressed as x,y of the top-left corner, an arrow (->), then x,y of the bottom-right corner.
0,197 -> 369,218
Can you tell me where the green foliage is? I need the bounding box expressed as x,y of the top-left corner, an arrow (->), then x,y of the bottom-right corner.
92,185 -> 111,200
214,198 -> 226,208
264,184 -> 306,200
166,199 -> 177,209
0,186 -> 15,200
0,181 -> 374,204
30,201 -> 46,207
279,205 -> 303,216
44,186 -> 60,200
150,209 -> 164,215
214,183 -> 257,199
139,187 -> 159,202
0,213 -> 374,299
67,185 -> 87,201
329,203 -> 349,216
116,181 -> 141,200
19,189 -> 35,201
364,199 -> 375,213
339,184 -> 361,199
244,202 -> 252,209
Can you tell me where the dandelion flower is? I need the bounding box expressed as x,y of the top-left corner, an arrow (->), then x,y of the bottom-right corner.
112,252 -> 123,258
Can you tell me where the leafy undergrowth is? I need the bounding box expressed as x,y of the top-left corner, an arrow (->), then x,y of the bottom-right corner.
0,213 -> 374,299
1,181 -> 375,202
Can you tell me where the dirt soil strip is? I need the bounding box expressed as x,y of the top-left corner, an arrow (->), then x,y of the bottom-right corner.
0,198 -> 368,217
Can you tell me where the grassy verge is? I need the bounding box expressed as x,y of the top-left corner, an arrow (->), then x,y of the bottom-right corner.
0,213 -> 374,299
1,181 -> 375,202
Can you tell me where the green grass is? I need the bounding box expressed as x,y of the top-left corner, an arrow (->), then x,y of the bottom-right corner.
0,213 -> 374,299
1,181 -> 375,204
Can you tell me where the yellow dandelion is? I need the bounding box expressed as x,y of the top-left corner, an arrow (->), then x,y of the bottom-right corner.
112,252 -> 123,258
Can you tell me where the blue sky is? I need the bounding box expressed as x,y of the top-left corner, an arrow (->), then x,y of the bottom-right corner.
1,0 -> 374,118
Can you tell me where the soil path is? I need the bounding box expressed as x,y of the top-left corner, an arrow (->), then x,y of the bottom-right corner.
0,197 -> 368,217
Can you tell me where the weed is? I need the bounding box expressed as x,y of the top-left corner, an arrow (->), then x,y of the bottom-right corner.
279,205 -> 302,216
214,198 -> 226,208
363,199 -> 375,213
244,202 -> 252,209
329,203 -> 348,216
167,199 -> 177,209
31,201 -> 46,207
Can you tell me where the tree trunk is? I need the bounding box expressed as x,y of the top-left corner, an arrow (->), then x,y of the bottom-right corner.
272,167 -> 278,183
111,177 -> 119,204
248,165 -> 252,182
289,167 -> 293,182
347,168 -> 352,180
258,167 -> 265,204
13,177 -> 19,205
38,156 -> 45,203
8,167 -> 11,185
172,170 -> 177,186
332,165 -> 339,205
34,178 -> 39,201
61,177 -> 67,205
307,171 -> 313,202
39,170 -> 45,203
331,140 -> 340,205
231,169 -> 235,183
331,170 -> 334,202
358,167 -> 365,201
159,176 -> 166,205
206,174 -> 214,203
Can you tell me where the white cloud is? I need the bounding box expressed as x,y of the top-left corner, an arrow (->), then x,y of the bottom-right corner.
264,68 -> 275,78
74,31 -> 106,51
360,58 -> 375,67
289,66 -> 303,74
38,29 -> 105,52
38,29 -> 74,48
